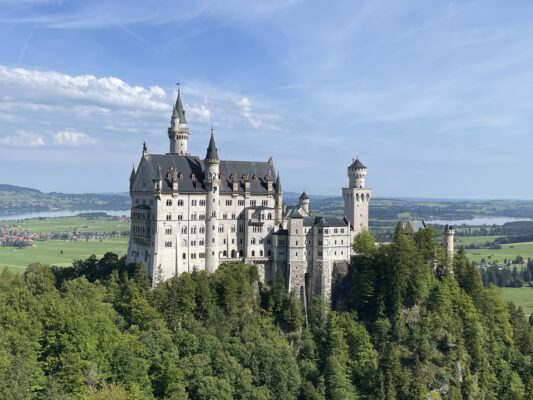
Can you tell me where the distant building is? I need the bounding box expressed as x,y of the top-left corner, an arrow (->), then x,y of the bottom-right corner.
127,91 -> 372,303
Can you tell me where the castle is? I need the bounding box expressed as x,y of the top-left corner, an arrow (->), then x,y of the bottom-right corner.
127,91 -> 371,302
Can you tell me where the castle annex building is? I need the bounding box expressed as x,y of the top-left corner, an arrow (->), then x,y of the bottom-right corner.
127,92 -> 372,302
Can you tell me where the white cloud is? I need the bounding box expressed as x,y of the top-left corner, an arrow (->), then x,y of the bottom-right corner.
237,96 -> 262,128
0,131 -> 45,147
53,129 -> 96,146
187,103 -> 211,121
0,66 -> 168,112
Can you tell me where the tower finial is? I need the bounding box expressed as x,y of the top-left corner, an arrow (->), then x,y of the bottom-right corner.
143,141 -> 147,153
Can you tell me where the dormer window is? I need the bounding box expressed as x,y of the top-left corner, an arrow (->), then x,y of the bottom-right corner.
252,174 -> 258,181
191,173 -> 196,180
178,172 -> 184,180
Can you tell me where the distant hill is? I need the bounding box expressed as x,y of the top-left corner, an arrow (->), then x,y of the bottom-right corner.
0,184 -> 42,194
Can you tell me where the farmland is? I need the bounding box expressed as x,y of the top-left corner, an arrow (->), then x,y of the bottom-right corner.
0,238 -> 128,271
500,287 -> 533,317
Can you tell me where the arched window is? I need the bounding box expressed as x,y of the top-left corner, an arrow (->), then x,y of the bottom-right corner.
231,225 -> 236,233
191,226 -> 196,234
165,226 -> 172,235
182,253 -> 187,259
267,213 -> 272,220
239,250 -> 244,257
251,250 -> 255,257
166,199 -> 172,206
200,226 -> 205,233
260,250 -> 263,257
166,214 -> 171,221
223,250 -> 227,257
218,225 -> 224,233
267,250 -> 271,257
231,250 -> 237,258
251,238 -> 256,245
181,226 -> 187,234
178,199 -> 184,206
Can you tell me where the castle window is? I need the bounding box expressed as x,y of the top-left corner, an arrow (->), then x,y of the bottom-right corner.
200,226 -> 205,233
191,213 -> 197,220
191,240 -> 196,246
199,214 -> 205,220
259,238 -> 264,244
239,250 -> 244,257
318,251 -> 322,256
231,225 -> 236,233
231,213 -> 236,219
178,199 -> 184,206
239,226 -> 244,232
231,250 -> 237,258
296,241 -> 298,245
318,240 -> 323,245
260,250 -> 263,256
295,229 -> 299,234
251,238 -> 256,245
223,213 -> 228,219
232,238 -> 235,244
252,174 -> 257,181
182,227 -> 187,234
191,253 -> 197,259
191,199 -> 197,206
262,200 -> 268,206
191,226 -> 196,234
341,240 -> 344,245
165,227 -> 172,235
267,239 -> 271,244
250,200 -> 257,206
267,250 -> 271,257
200,200 -> 206,206
191,173 -> 196,180
212,225 -> 215,231
199,253 -> 205,259
252,250 -> 255,257
166,214 -> 171,221
226,200 -> 232,206
341,228 -> 345,233
178,214 -> 183,220
182,253 -> 187,259
165,241 -> 172,248
166,199 -> 172,206
267,213 -> 272,220
223,250 -> 227,257
199,239 -> 204,246
238,200 -> 245,206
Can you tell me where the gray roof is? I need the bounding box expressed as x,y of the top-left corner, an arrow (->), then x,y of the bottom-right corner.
172,91 -> 187,123
275,174 -> 282,192
299,191 -> 309,200
144,153 -> 276,194
303,216 -> 348,228
349,158 -> 366,169
206,133 -> 219,160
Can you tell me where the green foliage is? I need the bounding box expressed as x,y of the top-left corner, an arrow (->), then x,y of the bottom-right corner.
0,244 -> 531,399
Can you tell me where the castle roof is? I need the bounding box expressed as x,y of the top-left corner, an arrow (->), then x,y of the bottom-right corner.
299,191 -> 309,200
141,153 -> 276,195
303,215 -> 349,228
349,158 -> 366,169
172,90 -> 187,123
205,132 -> 219,160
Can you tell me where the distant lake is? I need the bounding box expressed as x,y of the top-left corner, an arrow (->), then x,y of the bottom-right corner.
427,217 -> 533,226
0,209 -> 130,221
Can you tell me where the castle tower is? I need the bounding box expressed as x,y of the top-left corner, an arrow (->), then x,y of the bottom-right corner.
168,90 -> 189,154
204,130 -> 220,273
342,158 -> 372,237
275,174 -> 283,225
443,224 -> 455,260
299,191 -> 310,214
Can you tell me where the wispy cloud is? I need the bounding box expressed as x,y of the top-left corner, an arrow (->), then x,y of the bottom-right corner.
0,131 -> 45,147
53,129 -> 95,146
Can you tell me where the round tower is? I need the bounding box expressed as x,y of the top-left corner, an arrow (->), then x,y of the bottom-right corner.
443,224 -> 455,259
204,130 -> 220,273
299,191 -> 310,214
168,89 -> 190,154
348,158 -> 367,188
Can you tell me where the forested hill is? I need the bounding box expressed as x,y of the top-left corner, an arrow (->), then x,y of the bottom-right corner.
0,184 -> 130,214
0,228 -> 531,399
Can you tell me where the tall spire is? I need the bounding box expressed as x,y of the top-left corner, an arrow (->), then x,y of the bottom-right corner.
205,128 -> 219,161
275,173 -> 282,192
172,89 -> 187,124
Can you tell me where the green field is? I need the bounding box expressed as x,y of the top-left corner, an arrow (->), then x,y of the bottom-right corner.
464,241 -> 533,263
456,235 -> 500,246
0,238 -> 128,272
4,216 -> 130,234
500,287 -> 533,317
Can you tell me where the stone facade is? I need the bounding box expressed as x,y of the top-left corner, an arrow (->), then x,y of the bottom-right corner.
127,92 -> 372,302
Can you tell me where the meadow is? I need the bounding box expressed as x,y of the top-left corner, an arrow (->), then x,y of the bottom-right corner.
4,216 -> 129,234
0,238 -> 128,272
464,241 -> 533,263
500,287 -> 533,317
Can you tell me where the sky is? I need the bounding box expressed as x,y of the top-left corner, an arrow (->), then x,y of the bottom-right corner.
1,0 -> 533,199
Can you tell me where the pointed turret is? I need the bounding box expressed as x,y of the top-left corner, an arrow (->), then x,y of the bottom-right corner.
129,166 -> 136,192
205,130 -> 219,161
275,173 -> 282,192
172,89 -> 187,124
168,89 -> 190,154
299,191 -> 310,214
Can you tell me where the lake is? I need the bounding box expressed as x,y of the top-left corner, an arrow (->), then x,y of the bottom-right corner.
0,210 -> 131,221
427,217 -> 533,226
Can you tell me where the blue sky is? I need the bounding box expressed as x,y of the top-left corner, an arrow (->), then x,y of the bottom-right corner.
1,0 -> 533,198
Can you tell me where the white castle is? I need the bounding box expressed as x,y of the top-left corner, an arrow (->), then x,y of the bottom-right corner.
127,91 -> 372,302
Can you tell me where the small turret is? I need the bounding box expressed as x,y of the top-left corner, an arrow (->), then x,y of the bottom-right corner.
129,166 -> 136,192
299,191 -> 310,214
443,224 -> 455,260
153,165 -> 162,198
168,89 -> 190,154
348,158 -> 367,189
205,130 -> 219,162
